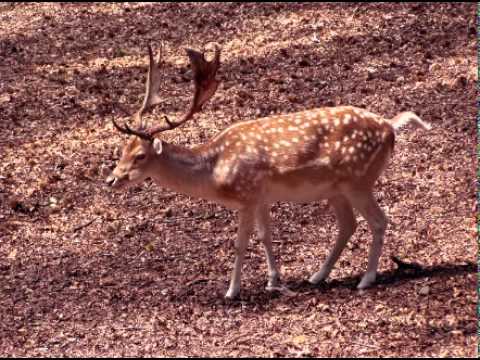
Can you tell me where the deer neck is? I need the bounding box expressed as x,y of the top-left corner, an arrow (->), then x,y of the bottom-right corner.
148,141 -> 216,198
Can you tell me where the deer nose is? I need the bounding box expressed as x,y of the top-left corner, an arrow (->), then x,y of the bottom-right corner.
106,175 -> 117,187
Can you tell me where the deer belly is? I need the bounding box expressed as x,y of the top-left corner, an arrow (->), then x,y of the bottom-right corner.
265,178 -> 336,203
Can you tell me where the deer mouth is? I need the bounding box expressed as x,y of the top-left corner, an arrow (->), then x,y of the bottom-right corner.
106,174 -> 126,188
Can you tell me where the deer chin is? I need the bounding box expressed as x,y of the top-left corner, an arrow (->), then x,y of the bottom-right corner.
106,171 -> 145,189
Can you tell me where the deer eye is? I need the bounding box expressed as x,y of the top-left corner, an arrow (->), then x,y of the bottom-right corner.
135,154 -> 146,161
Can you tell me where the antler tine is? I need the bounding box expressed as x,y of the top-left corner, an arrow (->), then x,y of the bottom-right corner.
134,43 -> 165,127
184,43 -> 220,119
111,115 -> 153,141
147,44 -> 221,136
156,41 -> 164,65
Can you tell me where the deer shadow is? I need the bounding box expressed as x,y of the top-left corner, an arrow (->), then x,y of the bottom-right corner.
181,257 -> 477,308
287,258 -> 477,293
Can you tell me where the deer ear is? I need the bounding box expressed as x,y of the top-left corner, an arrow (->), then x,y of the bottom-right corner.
152,138 -> 163,154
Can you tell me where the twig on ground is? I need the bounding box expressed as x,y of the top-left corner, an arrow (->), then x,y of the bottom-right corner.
73,218 -> 98,232
224,333 -> 252,346
187,278 -> 209,287
345,341 -> 380,350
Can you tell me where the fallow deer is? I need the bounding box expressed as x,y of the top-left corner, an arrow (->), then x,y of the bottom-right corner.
106,44 -> 431,299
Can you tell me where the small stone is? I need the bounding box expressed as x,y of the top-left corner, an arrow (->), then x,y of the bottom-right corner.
164,207 -> 173,217
429,63 -> 441,72
453,76 -> 467,88
0,94 -> 11,104
7,249 -> 17,260
418,285 -> 430,296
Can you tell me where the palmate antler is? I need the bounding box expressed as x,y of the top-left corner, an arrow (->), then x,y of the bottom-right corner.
112,43 -> 221,141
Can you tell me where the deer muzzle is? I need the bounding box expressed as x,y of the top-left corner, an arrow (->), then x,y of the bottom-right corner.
105,174 -> 126,188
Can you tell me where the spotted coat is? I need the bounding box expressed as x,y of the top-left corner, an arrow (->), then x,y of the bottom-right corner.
191,106 -> 395,203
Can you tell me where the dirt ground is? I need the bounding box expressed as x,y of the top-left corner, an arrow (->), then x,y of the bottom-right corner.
0,3 -> 477,357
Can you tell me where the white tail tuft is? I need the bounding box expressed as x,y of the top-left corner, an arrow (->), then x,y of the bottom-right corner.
389,112 -> 431,131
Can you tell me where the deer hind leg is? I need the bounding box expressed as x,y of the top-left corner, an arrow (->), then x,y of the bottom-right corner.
347,191 -> 387,290
256,204 -> 281,290
225,207 -> 255,299
309,196 -> 357,284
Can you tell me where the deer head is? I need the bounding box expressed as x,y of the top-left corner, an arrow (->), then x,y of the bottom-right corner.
106,43 -> 221,189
